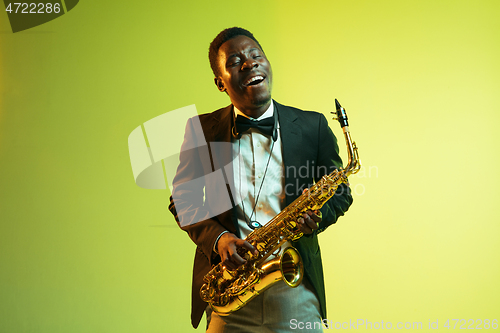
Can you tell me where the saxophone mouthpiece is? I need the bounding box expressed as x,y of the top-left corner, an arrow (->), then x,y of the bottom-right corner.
335,98 -> 349,128
335,99 -> 341,110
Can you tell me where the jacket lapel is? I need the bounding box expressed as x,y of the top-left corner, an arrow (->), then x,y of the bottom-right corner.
275,101 -> 302,206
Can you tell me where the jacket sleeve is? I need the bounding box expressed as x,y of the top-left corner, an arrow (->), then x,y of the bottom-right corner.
169,116 -> 229,264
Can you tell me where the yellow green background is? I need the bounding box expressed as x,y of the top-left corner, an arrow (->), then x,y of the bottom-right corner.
1,0 -> 499,332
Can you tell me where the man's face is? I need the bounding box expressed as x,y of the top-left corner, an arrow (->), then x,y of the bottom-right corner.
215,35 -> 273,115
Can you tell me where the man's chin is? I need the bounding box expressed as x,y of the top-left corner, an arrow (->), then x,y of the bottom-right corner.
250,94 -> 272,108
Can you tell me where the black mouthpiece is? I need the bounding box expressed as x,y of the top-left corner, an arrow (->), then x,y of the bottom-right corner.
335,98 -> 349,127
335,99 -> 341,110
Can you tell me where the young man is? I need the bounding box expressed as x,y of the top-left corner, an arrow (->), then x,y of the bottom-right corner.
170,27 -> 353,332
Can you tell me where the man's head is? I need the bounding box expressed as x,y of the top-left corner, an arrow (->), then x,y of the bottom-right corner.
209,27 -> 264,77
209,27 -> 273,117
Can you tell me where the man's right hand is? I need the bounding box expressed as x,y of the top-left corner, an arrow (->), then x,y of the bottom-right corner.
217,233 -> 258,270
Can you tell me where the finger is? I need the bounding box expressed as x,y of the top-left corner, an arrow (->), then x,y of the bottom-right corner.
223,258 -> 238,271
297,217 -> 313,234
223,242 -> 245,270
230,252 -> 247,265
240,240 -> 258,256
221,250 -> 236,270
222,249 -> 244,270
302,213 -> 318,230
307,210 -> 322,223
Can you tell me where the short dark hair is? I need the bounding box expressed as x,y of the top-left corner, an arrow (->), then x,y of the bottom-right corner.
209,27 -> 264,77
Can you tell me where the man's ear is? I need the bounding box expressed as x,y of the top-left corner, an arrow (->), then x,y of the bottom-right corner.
214,77 -> 226,92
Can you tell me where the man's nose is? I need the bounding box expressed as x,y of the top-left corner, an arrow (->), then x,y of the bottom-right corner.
241,58 -> 258,70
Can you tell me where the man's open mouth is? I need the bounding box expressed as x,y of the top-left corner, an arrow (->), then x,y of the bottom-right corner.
243,75 -> 265,86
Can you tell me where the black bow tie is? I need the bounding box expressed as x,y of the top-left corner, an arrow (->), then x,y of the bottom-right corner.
235,115 -> 275,137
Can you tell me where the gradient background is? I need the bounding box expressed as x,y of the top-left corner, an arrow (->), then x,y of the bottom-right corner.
1,0 -> 499,332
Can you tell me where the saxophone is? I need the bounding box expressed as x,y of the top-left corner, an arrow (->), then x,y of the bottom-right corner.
200,99 -> 361,315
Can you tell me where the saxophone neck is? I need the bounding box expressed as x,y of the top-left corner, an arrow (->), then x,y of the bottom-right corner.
333,99 -> 361,177
342,127 -> 361,177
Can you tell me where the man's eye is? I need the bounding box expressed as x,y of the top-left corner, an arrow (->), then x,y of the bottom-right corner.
228,61 -> 240,67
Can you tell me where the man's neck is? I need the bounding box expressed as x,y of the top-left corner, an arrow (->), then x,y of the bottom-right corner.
234,100 -> 272,119
234,100 -> 274,120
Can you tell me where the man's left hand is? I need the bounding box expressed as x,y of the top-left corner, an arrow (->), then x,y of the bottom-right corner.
297,210 -> 322,234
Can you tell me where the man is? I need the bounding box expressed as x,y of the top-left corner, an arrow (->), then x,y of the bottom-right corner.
170,27 -> 353,332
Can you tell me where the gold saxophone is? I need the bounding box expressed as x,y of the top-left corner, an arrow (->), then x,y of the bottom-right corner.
200,99 -> 361,315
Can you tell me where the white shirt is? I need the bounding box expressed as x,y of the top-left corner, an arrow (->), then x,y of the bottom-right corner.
214,101 -> 288,253
232,100 -> 286,239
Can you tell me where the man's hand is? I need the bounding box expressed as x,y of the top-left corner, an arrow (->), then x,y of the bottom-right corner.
297,209 -> 322,234
217,233 -> 258,270
297,188 -> 322,234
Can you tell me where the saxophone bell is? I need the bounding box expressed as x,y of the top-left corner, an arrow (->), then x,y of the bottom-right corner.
208,246 -> 304,316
